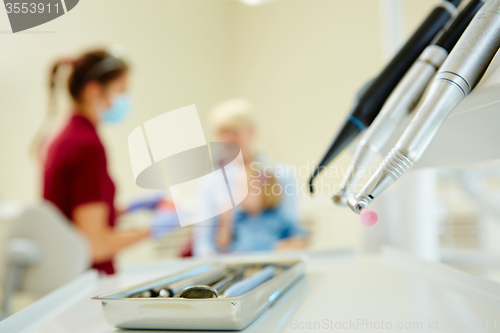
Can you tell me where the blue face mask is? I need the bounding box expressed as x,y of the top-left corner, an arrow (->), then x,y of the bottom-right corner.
101,94 -> 132,124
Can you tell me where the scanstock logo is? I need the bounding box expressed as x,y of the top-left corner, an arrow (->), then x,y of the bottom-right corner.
128,105 -> 249,227
3,0 -> 78,33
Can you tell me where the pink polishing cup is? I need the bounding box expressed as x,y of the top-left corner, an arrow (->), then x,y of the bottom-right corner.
360,209 -> 378,226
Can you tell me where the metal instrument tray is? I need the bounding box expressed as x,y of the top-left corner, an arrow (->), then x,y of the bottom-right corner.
93,256 -> 306,330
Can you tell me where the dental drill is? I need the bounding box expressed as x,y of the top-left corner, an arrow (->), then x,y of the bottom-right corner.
333,0 -> 484,206
308,0 -> 461,193
347,0 -> 500,226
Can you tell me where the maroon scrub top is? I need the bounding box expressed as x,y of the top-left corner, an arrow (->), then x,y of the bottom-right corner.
43,113 -> 116,275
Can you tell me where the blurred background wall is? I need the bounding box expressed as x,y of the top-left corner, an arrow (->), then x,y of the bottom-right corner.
0,0 -> 442,254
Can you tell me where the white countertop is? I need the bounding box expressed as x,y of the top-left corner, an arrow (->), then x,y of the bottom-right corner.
2,247 -> 500,333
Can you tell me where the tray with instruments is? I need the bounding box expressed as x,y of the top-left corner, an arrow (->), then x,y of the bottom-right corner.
93,256 -> 306,330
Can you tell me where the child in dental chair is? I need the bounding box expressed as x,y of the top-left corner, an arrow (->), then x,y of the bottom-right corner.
215,166 -> 307,253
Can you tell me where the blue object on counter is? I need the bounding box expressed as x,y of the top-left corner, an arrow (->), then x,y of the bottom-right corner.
127,193 -> 164,212
223,266 -> 276,297
150,211 -> 180,240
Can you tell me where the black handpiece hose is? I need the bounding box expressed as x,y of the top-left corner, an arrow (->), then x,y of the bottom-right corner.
309,0 -> 461,193
435,0 -> 484,53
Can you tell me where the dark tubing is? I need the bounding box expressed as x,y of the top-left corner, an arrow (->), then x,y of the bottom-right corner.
436,0 -> 485,53
309,120 -> 360,194
447,0 -> 463,6
309,0 -> 460,193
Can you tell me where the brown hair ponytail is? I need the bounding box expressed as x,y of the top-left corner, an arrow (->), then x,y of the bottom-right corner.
30,59 -> 68,159
47,59 -> 67,123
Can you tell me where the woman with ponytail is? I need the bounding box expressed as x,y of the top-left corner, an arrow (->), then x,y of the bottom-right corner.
40,48 -> 151,275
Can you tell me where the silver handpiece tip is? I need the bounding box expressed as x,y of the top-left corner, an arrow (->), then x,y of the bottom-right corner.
347,193 -> 372,214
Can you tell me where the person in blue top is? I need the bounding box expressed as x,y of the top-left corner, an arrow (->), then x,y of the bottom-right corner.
215,164 -> 306,253
193,99 -> 307,256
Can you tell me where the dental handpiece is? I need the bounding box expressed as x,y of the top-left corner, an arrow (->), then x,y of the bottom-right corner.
176,267 -> 246,299
137,264 -> 226,298
308,0 -> 461,194
333,0 -> 485,206
347,0 -> 500,222
222,265 -> 276,297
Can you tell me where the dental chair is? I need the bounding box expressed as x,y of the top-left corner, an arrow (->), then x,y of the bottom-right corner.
0,201 -> 90,319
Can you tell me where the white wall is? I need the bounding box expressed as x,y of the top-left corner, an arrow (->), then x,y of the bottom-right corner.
226,0 -> 384,249
0,0 -> 442,251
0,0 -> 233,202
